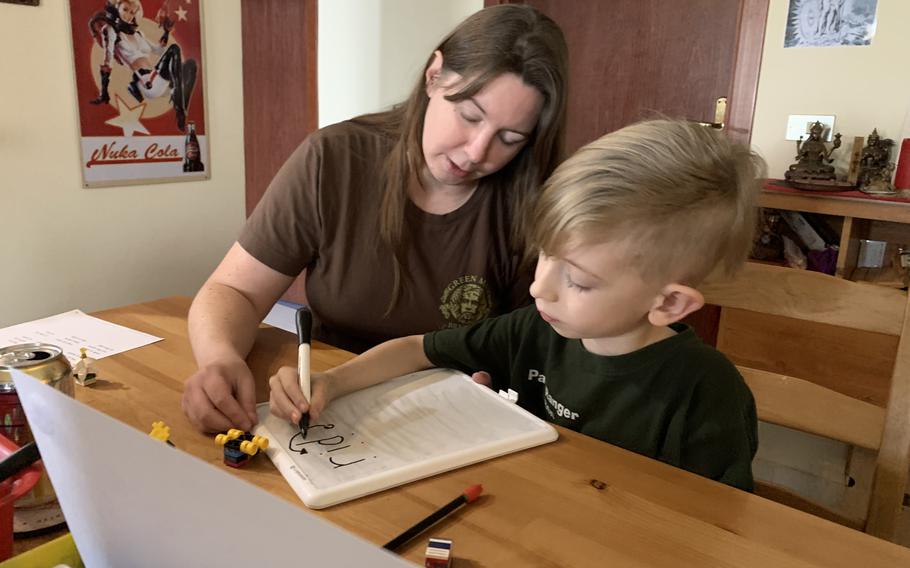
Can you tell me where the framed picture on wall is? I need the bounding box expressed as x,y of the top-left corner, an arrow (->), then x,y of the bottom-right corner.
784,0 -> 878,48
68,0 -> 209,187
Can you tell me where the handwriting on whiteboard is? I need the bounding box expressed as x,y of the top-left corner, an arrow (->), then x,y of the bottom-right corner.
287,424 -> 376,469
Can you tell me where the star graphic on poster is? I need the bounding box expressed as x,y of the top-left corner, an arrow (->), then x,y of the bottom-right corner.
105,96 -> 150,137
175,6 -> 188,21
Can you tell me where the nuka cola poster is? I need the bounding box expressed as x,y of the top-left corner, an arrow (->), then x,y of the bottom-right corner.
69,0 -> 207,187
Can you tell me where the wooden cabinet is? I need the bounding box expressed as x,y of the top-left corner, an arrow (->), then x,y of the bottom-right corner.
760,181 -> 910,288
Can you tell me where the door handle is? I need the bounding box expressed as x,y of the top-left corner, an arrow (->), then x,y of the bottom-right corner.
694,97 -> 727,130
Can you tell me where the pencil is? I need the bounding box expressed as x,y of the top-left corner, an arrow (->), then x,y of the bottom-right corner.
383,484 -> 483,551
295,307 -> 312,439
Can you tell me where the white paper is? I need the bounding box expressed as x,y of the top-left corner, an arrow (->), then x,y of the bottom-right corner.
0,310 -> 161,364
254,369 -> 558,509
11,370 -> 412,568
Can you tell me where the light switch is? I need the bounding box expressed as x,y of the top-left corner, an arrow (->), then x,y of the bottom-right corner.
786,114 -> 836,141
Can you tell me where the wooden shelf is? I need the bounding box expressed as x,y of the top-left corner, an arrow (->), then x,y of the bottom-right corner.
848,266 -> 909,289
760,181 -> 910,289
760,184 -> 910,224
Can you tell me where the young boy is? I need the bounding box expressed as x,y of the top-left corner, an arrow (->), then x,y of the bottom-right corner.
269,119 -> 766,491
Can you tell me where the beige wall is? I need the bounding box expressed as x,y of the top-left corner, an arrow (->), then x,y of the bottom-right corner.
751,0 -> 910,177
0,1 -> 245,328
318,0 -> 481,127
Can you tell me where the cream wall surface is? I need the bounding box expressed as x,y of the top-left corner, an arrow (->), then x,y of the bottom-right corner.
0,1 -> 246,328
318,0 -> 482,128
751,0 -> 910,177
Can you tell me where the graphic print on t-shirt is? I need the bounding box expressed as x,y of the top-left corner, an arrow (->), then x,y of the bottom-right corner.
439,275 -> 492,328
528,369 -> 579,423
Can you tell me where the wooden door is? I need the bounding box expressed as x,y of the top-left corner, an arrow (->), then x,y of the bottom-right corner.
241,0 -> 318,304
493,0 -> 768,344
493,0 -> 767,151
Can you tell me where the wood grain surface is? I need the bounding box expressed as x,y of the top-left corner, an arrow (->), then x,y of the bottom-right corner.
45,297 -> 910,567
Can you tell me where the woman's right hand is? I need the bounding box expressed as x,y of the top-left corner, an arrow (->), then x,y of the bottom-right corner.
184,242 -> 297,433
182,358 -> 258,433
268,366 -> 334,425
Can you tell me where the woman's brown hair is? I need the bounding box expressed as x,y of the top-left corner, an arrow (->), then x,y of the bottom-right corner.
354,4 -> 568,310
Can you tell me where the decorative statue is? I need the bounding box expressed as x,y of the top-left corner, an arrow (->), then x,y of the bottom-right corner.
752,210 -> 784,262
785,121 -> 842,183
857,128 -> 895,193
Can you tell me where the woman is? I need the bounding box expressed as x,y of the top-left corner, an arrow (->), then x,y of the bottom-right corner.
182,4 -> 568,432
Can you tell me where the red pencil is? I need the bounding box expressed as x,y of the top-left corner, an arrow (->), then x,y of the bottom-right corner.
383,484 -> 483,551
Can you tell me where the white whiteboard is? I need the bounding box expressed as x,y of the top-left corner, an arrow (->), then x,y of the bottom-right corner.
253,369 -> 558,509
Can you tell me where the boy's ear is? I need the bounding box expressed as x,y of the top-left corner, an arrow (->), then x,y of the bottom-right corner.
648,284 -> 705,326
425,51 -> 444,94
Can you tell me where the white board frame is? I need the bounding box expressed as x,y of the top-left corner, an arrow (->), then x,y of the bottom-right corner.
254,369 -> 558,509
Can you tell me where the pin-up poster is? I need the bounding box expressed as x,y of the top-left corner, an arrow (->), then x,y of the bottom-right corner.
69,0 -> 208,187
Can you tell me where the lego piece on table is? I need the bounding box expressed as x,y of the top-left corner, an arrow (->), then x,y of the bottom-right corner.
424,537 -> 453,568
498,388 -> 519,404
214,429 -> 269,468
149,421 -> 175,447
72,347 -> 97,386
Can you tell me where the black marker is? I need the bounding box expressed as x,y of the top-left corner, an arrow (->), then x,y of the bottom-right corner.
0,441 -> 40,484
296,307 -> 313,439
383,484 -> 483,551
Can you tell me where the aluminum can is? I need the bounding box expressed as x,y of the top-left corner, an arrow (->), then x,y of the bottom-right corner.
0,343 -> 74,511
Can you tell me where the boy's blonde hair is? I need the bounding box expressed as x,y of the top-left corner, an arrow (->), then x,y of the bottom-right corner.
531,119 -> 766,285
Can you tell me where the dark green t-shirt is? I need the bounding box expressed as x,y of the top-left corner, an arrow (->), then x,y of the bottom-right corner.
423,304 -> 758,491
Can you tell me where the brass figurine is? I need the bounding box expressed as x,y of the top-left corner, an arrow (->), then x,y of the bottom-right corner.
785,121 -> 842,183
752,209 -> 784,262
857,128 -> 896,194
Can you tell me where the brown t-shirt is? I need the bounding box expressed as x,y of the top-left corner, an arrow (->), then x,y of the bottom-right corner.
239,119 -> 531,353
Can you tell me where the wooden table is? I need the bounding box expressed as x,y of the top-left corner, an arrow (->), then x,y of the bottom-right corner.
23,297 -> 910,567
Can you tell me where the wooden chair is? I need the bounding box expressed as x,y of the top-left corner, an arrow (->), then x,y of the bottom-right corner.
700,262 -> 910,542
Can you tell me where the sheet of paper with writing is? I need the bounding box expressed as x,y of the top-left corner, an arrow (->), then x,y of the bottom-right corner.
254,369 -> 558,509
0,309 -> 162,364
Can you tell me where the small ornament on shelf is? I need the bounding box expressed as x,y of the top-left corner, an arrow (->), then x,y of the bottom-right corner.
846,136 -> 865,186
895,245 -> 910,287
752,210 -> 785,262
784,121 -> 852,191
857,129 -> 896,195
894,139 -> 910,190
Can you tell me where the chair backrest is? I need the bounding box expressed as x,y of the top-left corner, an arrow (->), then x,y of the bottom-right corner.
701,262 -> 910,541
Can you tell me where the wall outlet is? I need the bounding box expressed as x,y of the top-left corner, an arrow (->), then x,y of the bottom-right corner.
786,114 -> 836,141
787,114 -> 834,142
